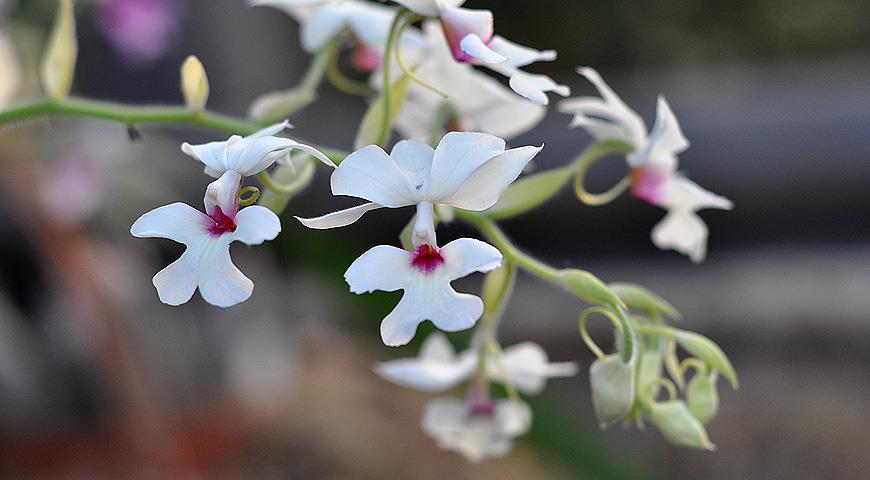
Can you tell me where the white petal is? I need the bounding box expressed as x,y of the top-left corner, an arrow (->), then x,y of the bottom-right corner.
427,132 -> 505,201
231,206 -> 281,245
196,242 -> 256,307
442,145 -> 542,211
203,170 -> 241,217
507,70 -> 570,106
295,202 -> 385,229
374,334 -> 477,392
659,175 -> 733,212
391,0 -> 449,16
651,210 -> 709,264
562,67 -> 647,148
390,139 -> 435,194
380,286 -> 483,346
458,34 -> 507,64
494,399 -> 532,436
345,245 -> 414,294
131,202 -> 212,245
487,36 -> 556,69
331,145 -> 417,207
630,96 -> 689,170
440,238 -> 502,281
300,4 -> 349,52
496,342 -> 578,395
181,140 -> 230,177
152,249 -> 201,306
345,2 -> 397,52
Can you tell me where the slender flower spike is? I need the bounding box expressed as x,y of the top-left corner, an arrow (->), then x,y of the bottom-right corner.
375,332 -> 577,393
558,67 -> 733,262
180,55 -> 209,114
181,121 -> 334,177
297,131 -> 541,247
391,0 -> 569,105
421,396 -> 532,463
131,171 -> 281,307
346,239 -> 502,346
388,22 -> 545,140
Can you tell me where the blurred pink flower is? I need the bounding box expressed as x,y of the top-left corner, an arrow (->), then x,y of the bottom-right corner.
98,0 -> 184,67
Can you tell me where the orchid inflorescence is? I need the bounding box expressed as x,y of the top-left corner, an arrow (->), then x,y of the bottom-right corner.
0,0 -> 739,462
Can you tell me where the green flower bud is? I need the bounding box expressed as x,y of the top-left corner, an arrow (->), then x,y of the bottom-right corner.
41,0 -> 77,100
589,354 -> 635,428
649,400 -> 716,450
487,166 -> 574,219
558,269 -> 624,308
181,55 -> 209,114
687,372 -> 719,424
608,282 -> 680,319
673,330 -> 738,389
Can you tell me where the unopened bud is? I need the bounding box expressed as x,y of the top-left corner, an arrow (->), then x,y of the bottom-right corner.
589,354 -> 635,428
687,372 -> 719,424
181,55 -> 209,114
558,269 -> 623,308
41,0 -> 77,100
673,330 -> 738,389
637,349 -> 663,399
649,400 -> 716,450
609,282 -> 680,319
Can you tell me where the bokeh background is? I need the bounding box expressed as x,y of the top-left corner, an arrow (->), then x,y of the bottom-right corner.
1,0 -> 868,478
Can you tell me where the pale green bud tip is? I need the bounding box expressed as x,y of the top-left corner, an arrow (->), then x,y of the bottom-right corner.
558,269 -> 624,308
649,400 -> 716,450
589,354 -> 635,428
41,0 -> 77,100
687,373 -> 719,424
181,55 -> 210,114
674,331 -> 739,389
608,282 -> 681,319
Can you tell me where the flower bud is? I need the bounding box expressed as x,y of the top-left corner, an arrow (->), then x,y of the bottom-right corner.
181,55 -> 209,114
488,166 -> 574,219
589,354 -> 635,428
558,269 -> 623,308
608,282 -> 680,319
673,330 -> 738,389
41,0 -> 77,100
637,349 -> 663,399
648,400 -> 716,450
687,372 -> 719,424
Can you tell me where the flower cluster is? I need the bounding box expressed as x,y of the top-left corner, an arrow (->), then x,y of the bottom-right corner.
2,0 -> 739,465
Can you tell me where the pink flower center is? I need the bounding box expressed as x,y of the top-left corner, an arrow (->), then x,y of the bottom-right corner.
411,244 -> 445,273
208,206 -> 237,237
353,42 -> 382,73
630,166 -> 667,205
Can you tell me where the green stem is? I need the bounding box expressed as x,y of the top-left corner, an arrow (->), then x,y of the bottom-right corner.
572,139 -> 636,206
326,40 -> 377,97
257,157 -> 316,195
377,7 -> 408,147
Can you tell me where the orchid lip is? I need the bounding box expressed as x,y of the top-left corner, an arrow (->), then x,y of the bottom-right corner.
411,244 -> 445,273
208,206 -> 237,236
630,166 -> 667,205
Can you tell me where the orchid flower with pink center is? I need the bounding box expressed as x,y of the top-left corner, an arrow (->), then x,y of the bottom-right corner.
376,332 -> 577,392
297,131 -> 541,246
131,170 -> 281,307
391,0 -> 569,105
252,0 -> 426,73
181,120 -> 334,177
558,67 -> 733,263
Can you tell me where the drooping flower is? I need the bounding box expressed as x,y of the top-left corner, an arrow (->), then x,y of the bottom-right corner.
346,239 -> 502,346
131,170 -> 281,307
391,0 -> 569,105
386,22 -> 545,140
252,0 -> 425,73
181,120 -> 334,177
297,131 -> 541,247
375,332 -> 577,393
421,396 -> 532,463
558,67 -> 733,262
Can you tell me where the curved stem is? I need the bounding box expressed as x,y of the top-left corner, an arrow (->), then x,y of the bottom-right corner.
577,306 -> 623,359
395,15 -> 447,99
377,7 -> 408,147
326,43 -> 377,97
571,138 -> 635,206
257,157 -> 316,195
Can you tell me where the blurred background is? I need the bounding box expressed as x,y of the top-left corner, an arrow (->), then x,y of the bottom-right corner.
1,0 -> 868,478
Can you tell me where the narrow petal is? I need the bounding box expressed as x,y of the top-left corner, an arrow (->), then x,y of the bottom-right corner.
331,145 -> 417,207
440,238 -> 502,281
507,70 -> 570,106
131,202 -> 212,245
380,286 -> 482,346
487,36 -> 556,69
566,67 -> 647,147
231,206 -> 281,245
660,176 -> 733,212
295,203 -> 385,229
458,34 -> 507,64
345,245 -> 414,294
442,145 -> 542,211
651,209 -> 709,264
630,96 -> 689,170
427,132 -> 505,201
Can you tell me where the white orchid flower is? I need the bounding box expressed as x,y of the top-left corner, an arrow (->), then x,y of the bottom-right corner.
181,121 -> 333,177
391,0 -> 569,105
297,131 -> 541,247
253,0 -> 425,73
421,396 -> 532,463
375,332 -> 577,393
131,170 -> 281,307
558,68 -> 733,262
387,22 -> 545,140
346,238 -> 502,346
